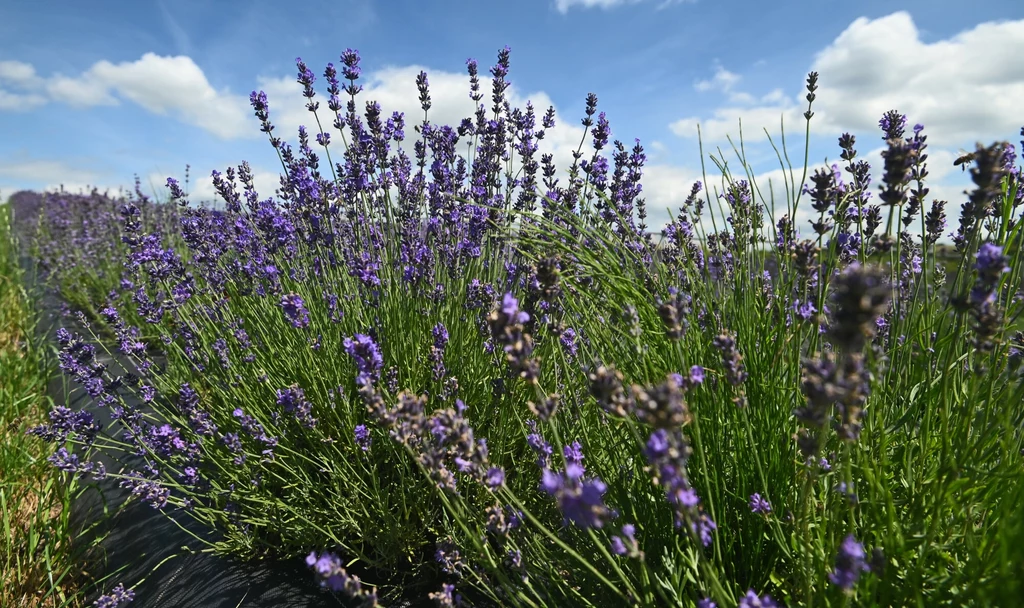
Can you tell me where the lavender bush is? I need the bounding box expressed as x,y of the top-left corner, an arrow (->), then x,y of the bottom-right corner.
28,46 -> 1024,606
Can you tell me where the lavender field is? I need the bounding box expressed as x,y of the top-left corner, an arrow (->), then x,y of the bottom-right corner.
2,41 -> 1023,607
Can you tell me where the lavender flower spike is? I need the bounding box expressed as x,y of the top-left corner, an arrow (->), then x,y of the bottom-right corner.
93,583 -> 135,608
829,534 -> 871,590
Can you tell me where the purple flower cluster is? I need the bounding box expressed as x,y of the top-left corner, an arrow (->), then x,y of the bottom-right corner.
280,293 -> 311,329
631,374 -> 692,429
749,493 -> 772,514
737,590 -> 779,608
487,293 -> 540,383
354,424 -> 371,451
93,583 -> 135,608
306,551 -> 378,606
276,384 -> 317,428
966,243 -> 1011,353
28,404 -> 100,445
370,388 -> 501,493
47,447 -> 99,477
828,534 -> 871,590
829,263 -> 890,352
713,332 -> 748,387
657,287 -> 692,340
344,334 -> 383,384
119,470 -> 170,509
25,43 -> 1011,607
540,461 -> 610,530
643,428 -> 714,544
610,523 -> 642,558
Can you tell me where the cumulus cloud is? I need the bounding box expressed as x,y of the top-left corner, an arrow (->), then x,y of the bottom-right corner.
665,11 -> 1023,239
809,12 -> 1024,147
0,90 -> 47,111
0,53 -> 257,138
0,60 -> 44,88
695,65 -> 742,94
0,60 -> 49,111
671,12 -> 1024,151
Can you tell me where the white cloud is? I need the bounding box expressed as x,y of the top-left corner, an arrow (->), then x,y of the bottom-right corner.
672,12 -> 1024,151
3,53 -> 256,139
695,65 -> 741,94
0,60 -> 49,110
46,74 -> 119,106
555,0 -> 641,13
0,89 -> 47,111
665,11 -> 1024,238
808,12 -> 1024,147
0,60 -> 44,88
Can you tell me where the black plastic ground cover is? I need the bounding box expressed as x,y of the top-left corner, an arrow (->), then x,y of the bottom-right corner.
23,256 -> 371,608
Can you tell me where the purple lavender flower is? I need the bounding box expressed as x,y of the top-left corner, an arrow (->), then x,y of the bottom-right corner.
344,334 -> 383,384
829,263 -> 890,352
974,243 -> 1010,294
435,540 -> 465,575
526,424 -> 554,468
485,467 -> 505,489
563,440 -> 585,470
540,462 -> 610,529
354,424 -> 371,451
28,406 -> 100,445
657,287 -> 692,340
737,590 -> 778,608
691,514 -> 717,547
276,385 -> 317,428
306,550 -> 377,605
749,493 -> 772,514
829,534 -> 871,590
924,199 -> 946,245
428,584 -> 458,608
794,299 -> 817,322
644,428 -> 713,542
713,332 -> 748,387
47,447 -> 95,477
119,471 -> 170,509
280,293 -> 310,329
487,293 -> 539,383
432,322 -> 450,349
632,376 -> 691,429
93,583 -> 134,608
559,327 -> 579,358
610,523 -> 642,558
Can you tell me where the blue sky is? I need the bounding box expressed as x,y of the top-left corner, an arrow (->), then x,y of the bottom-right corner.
1,0 -> 1022,233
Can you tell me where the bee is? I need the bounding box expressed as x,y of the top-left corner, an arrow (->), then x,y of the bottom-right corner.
953,149 -> 976,172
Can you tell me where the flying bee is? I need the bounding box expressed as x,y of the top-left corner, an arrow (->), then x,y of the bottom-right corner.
953,149 -> 976,172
